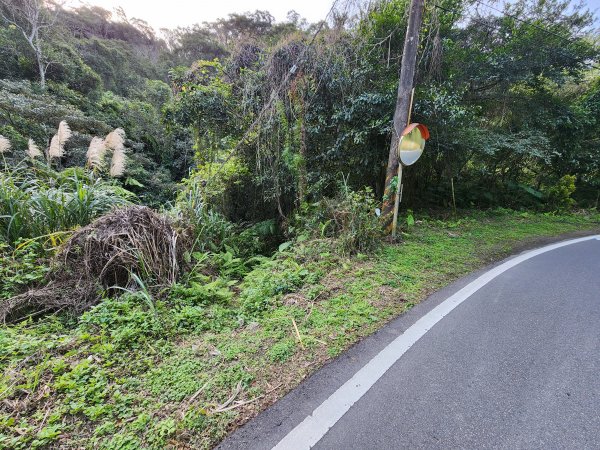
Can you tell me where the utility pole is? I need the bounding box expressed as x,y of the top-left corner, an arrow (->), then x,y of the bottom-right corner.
382,0 -> 425,232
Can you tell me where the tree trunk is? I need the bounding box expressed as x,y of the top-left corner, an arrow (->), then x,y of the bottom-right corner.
34,32 -> 46,89
381,0 -> 425,231
26,28 -> 46,89
37,52 -> 46,89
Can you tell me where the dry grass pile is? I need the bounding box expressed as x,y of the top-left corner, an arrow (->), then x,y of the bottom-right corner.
1,206 -> 187,322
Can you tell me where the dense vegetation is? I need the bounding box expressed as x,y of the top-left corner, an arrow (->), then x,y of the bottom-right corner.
1,0 -> 598,216
1,0 -> 599,447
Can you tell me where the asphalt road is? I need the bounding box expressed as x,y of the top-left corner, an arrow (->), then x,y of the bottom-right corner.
219,236 -> 600,450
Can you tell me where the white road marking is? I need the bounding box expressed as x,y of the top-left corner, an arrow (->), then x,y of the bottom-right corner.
273,235 -> 600,450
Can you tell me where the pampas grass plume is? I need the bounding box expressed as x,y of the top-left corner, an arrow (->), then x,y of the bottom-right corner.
48,120 -> 72,159
105,128 -> 126,177
0,135 -> 10,154
58,120 -> 72,143
109,147 -> 126,177
87,137 -> 107,169
27,139 -> 42,158
104,128 -> 125,152
48,135 -> 62,158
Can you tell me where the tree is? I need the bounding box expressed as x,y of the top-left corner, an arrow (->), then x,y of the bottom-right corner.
211,10 -> 275,46
0,0 -> 61,89
162,25 -> 227,66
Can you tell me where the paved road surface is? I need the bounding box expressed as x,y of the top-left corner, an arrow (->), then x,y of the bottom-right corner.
219,236 -> 600,450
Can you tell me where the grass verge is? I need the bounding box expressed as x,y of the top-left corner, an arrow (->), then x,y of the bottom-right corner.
1,209 -> 599,449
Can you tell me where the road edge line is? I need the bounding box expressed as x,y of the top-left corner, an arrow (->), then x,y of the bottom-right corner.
272,235 -> 600,450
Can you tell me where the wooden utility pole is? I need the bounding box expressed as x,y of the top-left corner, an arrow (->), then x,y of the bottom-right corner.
382,0 -> 425,231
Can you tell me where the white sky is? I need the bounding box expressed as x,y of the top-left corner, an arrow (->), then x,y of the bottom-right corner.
73,0 -> 335,30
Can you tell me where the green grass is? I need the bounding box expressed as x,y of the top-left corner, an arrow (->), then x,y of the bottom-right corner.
1,209 -> 598,449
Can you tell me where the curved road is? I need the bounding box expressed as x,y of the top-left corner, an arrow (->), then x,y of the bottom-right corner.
219,235 -> 600,450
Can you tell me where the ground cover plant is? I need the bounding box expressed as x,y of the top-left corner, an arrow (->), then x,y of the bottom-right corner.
0,209 -> 598,449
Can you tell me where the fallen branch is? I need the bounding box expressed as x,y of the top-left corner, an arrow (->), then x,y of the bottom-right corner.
213,395 -> 263,413
212,381 -> 242,413
292,318 -> 304,348
212,383 -> 283,414
188,382 -> 209,404
179,381 -> 209,419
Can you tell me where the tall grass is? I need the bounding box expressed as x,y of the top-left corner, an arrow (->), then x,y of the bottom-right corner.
173,175 -> 236,253
0,163 -> 135,246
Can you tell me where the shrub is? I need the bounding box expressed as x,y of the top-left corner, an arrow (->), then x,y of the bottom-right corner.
293,185 -> 383,255
175,175 -> 278,257
543,175 -> 577,210
182,157 -> 250,217
169,279 -> 233,306
234,219 -> 279,257
173,175 -> 236,253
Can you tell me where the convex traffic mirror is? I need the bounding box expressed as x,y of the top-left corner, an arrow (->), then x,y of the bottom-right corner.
398,123 -> 430,166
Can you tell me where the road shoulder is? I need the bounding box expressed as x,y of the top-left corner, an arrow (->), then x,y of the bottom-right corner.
218,228 -> 600,449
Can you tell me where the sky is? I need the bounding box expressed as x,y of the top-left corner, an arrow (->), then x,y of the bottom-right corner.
70,0 -> 600,32
586,0 -> 600,14
72,0 -> 335,30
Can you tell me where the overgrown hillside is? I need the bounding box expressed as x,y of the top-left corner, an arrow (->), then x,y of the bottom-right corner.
1,210 -> 599,449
